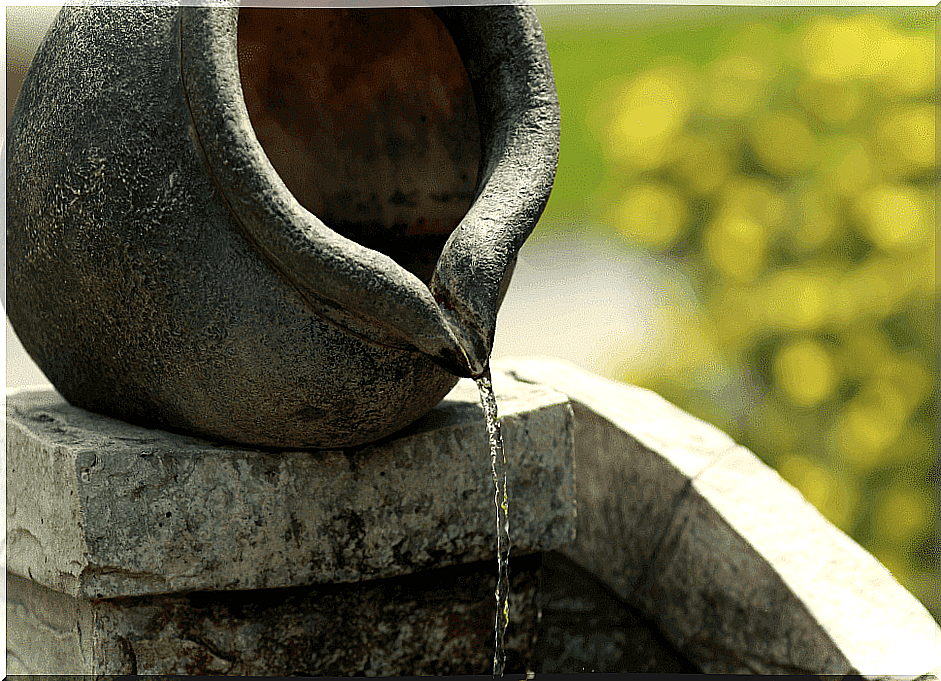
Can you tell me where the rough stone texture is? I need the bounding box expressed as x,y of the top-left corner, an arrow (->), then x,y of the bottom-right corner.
7,551 -> 701,677
496,356 -> 941,678
6,370 -> 575,599
7,555 -> 542,676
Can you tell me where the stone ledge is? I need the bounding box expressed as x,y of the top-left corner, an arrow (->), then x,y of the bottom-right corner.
496,356 -> 941,678
6,369 -> 575,599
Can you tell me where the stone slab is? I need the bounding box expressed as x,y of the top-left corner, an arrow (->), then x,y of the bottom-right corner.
6,370 -> 575,599
7,555 -> 541,676
637,444 -> 941,676
497,356 -> 941,677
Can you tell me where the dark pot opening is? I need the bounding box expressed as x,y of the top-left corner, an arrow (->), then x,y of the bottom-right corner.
236,8 -> 481,284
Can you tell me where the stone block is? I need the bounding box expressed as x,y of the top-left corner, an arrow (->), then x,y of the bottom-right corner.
7,555 -> 542,676
497,356 -> 941,677
6,369 -> 575,599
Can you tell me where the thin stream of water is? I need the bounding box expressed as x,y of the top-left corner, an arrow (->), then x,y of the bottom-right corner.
476,370 -> 510,678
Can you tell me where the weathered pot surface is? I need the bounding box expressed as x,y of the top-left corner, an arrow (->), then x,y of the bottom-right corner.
6,5 -> 559,448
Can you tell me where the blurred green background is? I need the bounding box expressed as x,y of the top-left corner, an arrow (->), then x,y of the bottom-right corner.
532,4 -> 936,621
6,4 -> 937,623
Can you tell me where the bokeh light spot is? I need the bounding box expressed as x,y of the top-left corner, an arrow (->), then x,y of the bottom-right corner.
779,454 -> 856,528
705,214 -> 766,282
774,338 -> 838,407
879,33 -> 933,97
799,16 -> 868,81
721,178 -> 788,230
606,63 -> 695,170
615,182 -> 688,249
836,380 -> 908,467
875,484 -> 928,544
794,185 -> 840,250
764,270 -> 835,330
819,135 -> 875,197
671,134 -> 732,196
704,54 -> 766,118
749,110 -> 817,176
799,79 -> 863,126
856,183 -> 928,252
876,105 -> 935,175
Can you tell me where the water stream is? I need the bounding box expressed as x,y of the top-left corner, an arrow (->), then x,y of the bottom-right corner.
476,369 -> 510,677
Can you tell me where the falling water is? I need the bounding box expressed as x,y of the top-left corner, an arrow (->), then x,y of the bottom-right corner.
476,369 -> 510,678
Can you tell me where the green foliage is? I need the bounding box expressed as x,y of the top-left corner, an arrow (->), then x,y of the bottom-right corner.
537,7 -> 936,612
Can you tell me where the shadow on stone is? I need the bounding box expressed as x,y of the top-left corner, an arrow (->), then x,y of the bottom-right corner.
533,551 -> 698,673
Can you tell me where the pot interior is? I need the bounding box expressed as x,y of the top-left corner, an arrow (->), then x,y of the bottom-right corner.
237,8 -> 481,283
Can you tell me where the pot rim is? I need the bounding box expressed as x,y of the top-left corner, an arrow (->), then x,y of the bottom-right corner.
179,6 -> 560,378
180,6 -> 480,374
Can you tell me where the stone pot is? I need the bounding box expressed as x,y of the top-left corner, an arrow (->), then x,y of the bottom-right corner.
6,5 -> 559,448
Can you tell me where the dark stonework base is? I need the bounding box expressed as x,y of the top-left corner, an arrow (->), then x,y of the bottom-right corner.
8,552 -> 701,676
8,555 -> 542,676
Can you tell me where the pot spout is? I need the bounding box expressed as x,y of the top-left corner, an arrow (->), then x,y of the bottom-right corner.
430,5 -> 562,380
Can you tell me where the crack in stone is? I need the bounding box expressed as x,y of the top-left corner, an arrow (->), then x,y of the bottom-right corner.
634,442 -> 741,592
81,564 -> 170,595
119,635 -> 139,675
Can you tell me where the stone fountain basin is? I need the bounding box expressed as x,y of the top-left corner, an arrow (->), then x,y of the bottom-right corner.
6,357 -> 939,675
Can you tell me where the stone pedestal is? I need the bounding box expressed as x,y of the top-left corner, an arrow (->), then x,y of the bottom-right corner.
7,369 -> 575,675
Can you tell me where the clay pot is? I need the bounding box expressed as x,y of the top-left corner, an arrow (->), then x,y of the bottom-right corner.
6,5 -> 559,448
